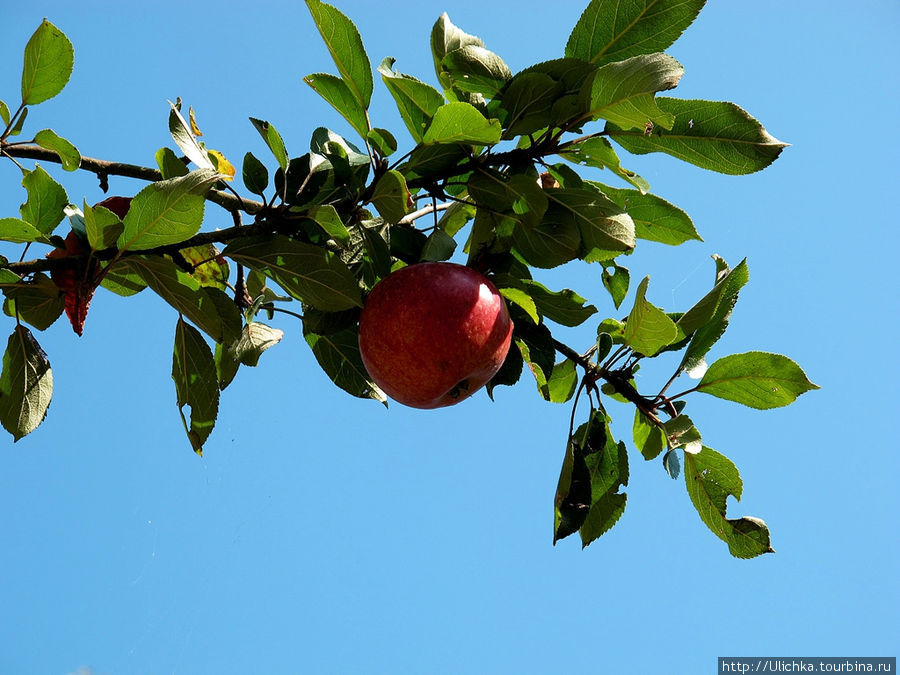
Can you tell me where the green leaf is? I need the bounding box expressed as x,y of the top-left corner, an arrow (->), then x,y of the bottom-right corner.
546,359 -> 578,403
304,324 -> 386,404
566,0 -> 707,66
21,20 -> 74,105
172,317 -> 219,455
122,256 -> 237,343
559,136 -> 650,193
117,168 -> 219,252
9,107 -> 28,137
608,98 -> 788,175
602,262 -> 630,309
155,146 -> 190,179
697,351 -> 819,409
83,202 -> 124,251
305,205 -> 351,246
663,413 -> 702,454
430,13 -> 485,91
19,165 -> 67,235
545,188 -> 635,261
498,72 -> 560,138
633,409 -> 665,460
440,45 -> 511,98
420,229 -> 457,262
625,276 -> 679,356
594,183 -> 701,245
684,446 -> 774,559
678,257 -> 749,371
366,127 -> 397,157
371,170 -> 411,223
305,0 -> 373,108
225,235 -> 362,311
230,321 -> 284,367
511,218 -> 580,269
241,152 -> 269,196
514,322 -> 556,399
249,118 -> 288,171
522,280 -> 597,327
377,58 -> 445,144
303,72 -> 370,139
0,217 -> 52,244
423,102 -> 501,145
32,129 -> 80,171
0,325 -> 53,441
2,272 -> 64,330
99,263 -> 146,297
586,53 -> 683,131
498,286 -> 539,324
179,244 -> 229,289
0,100 -> 9,126
168,102 -> 215,170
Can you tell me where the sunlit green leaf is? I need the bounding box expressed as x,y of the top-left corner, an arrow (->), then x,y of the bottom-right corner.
633,409 -> 665,460
559,136 -> 650,193
684,446 -> 774,558
168,102 -> 215,170
83,202 -> 124,251
602,262 -> 630,309
0,217 -> 52,244
545,188 -> 635,261
33,129 -> 80,171
21,20 -> 73,105
250,118 -> 289,171
378,58 -> 445,144
625,276 -> 679,356
430,13 -> 485,90
19,165 -> 67,235
697,351 -> 819,409
305,0 -> 373,108
546,358 -> 578,403
371,170 -> 411,223
441,45 -> 511,98
423,102 -> 501,145
593,183 -> 700,245
2,272 -> 64,331
155,146 -> 190,179
303,72 -> 370,139
306,205 -> 352,246
566,0 -> 707,66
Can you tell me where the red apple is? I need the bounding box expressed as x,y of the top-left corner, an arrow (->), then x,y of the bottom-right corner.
94,195 -> 132,220
358,262 -> 514,409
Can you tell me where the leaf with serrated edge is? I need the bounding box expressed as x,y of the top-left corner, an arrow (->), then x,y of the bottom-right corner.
624,276 -> 678,355
33,129 -> 80,171
172,318 -> 219,455
21,20 -> 73,104
0,326 -> 53,441
20,165 -> 67,234
566,0 -> 707,66
697,351 -> 819,409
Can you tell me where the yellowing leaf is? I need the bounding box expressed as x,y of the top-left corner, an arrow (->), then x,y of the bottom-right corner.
207,149 -> 235,181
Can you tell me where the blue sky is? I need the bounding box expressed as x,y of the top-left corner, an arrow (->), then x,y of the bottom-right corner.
1,1 -> 897,673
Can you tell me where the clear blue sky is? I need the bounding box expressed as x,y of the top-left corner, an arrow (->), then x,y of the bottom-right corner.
1,1 -> 897,673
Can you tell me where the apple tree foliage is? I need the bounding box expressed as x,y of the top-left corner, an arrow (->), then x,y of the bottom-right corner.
0,1 -> 817,558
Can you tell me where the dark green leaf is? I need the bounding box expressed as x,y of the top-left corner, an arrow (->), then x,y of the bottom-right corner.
303,72 -> 370,139
420,229 -> 458,262
371,170 -> 411,223
554,436 -> 592,543
304,324 -> 386,404
697,351 -> 819,409
594,182 -> 700,245
2,272 -> 64,330
545,188 -> 635,261
511,218 -> 580,269
250,118 -> 289,171
122,256 -> 234,343
498,72 -> 560,138
684,446 -> 774,558
566,0 -> 707,66
400,143 -> 469,180
21,20 -> 73,105
441,45 -> 511,98
560,136 -> 650,193
117,169 -> 219,252
306,205 -> 352,246
522,280 -> 597,327
378,58 -> 445,144
172,318 -> 219,455
663,448 -> 681,479
486,339 -> 524,399
0,325 -> 52,441
586,53 -> 683,131
241,152 -> 269,196
514,322 -> 556,398
608,98 -> 788,175
33,129 -> 80,171
305,0 -> 373,108
225,234 -> 362,311
19,165 -> 67,235
624,276 -> 679,356
423,102 -> 501,145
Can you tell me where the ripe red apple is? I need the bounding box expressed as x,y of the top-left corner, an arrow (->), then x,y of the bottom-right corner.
95,195 -> 132,220
358,262 -> 514,409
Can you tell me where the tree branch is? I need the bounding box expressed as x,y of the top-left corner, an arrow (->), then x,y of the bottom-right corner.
1,143 -> 264,214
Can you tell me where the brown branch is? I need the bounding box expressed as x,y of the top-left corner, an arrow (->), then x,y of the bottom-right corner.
1,143 -> 264,214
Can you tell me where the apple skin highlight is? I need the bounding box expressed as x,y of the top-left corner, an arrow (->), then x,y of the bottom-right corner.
358,262 -> 514,409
